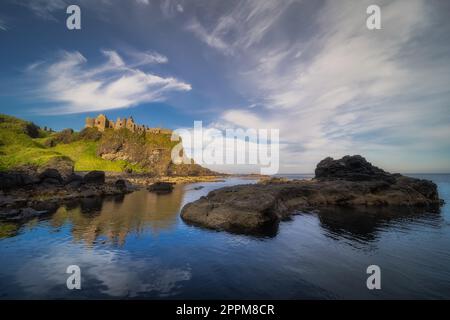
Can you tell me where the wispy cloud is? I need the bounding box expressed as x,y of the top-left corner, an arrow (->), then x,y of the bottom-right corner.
4,0 -> 450,173
160,0 -> 184,18
0,18 -> 7,31
127,50 -> 169,66
190,0 -> 450,172
186,0 -> 294,55
27,50 -> 191,114
186,18 -> 232,55
13,0 -> 67,21
13,0 -> 152,20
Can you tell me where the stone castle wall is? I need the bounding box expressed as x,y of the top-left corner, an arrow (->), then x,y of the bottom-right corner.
85,114 -> 172,134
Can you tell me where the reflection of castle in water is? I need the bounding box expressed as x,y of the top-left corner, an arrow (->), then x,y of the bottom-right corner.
49,187 -> 185,246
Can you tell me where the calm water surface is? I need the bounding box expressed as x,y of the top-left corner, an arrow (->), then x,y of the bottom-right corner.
0,175 -> 449,299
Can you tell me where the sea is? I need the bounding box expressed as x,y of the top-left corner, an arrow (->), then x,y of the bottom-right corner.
0,174 -> 449,299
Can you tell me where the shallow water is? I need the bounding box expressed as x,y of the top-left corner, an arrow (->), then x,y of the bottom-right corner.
0,175 -> 449,299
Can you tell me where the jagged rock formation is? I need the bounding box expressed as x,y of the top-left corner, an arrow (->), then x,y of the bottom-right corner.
181,155 -> 443,234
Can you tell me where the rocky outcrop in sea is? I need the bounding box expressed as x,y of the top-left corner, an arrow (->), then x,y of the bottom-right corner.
181,155 -> 443,234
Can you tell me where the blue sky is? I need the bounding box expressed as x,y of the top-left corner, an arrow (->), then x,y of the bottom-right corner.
0,0 -> 450,173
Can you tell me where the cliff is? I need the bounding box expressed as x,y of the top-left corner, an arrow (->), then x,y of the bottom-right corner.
96,127 -> 215,176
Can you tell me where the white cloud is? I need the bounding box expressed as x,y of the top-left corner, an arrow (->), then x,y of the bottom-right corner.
14,0 -> 152,20
186,0 -> 295,55
186,19 -> 232,55
127,50 -> 169,66
28,50 -> 191,114
160,0 -> 185,18
193,0 -> 450,173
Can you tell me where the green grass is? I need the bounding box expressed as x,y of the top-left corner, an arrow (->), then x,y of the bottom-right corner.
145,132 -> 179,149
0,114 -> 64,171
0,114 -> 167,173
52,140 -> 143,172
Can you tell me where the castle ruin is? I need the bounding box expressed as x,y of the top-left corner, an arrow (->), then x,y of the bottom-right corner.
85,114 -> 172,134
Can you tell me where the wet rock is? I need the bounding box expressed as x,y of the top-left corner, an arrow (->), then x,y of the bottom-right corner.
83,171 -> 105,184
148,182 -> 174,193
181,184 -> 285,233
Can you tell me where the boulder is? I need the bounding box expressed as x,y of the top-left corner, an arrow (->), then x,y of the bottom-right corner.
40,157 -> 74,180
115,179 -> 133,192
147,182 -> 174,193
315,155 -> 395,183
83,171 -> 105,184
65,173 -> 84,188
38,168 -> 63,184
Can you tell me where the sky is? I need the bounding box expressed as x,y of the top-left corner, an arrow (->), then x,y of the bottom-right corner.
0,0 -> 449,173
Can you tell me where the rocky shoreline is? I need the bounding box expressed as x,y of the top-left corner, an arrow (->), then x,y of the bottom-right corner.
2,155 -> 444,233
0,168 -> 226,221
181,156 -> 444,234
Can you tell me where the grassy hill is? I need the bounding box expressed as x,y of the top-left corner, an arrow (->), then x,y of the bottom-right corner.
0,113 -> 215,176
0,114 -> 68,171
0,114 -> 169,173
52,140 -> 142,172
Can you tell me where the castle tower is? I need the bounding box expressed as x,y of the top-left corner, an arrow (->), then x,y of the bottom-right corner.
85,117 -> 95,128
94,114 -> 108,131
126,117 -> 135,132
115,117 -> 126,130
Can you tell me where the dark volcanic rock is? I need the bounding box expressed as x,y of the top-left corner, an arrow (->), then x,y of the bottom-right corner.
83,171 -> 105,184
0,172 -> 36,190
42,157 -> 74,179
115,179 -> 133,192
39,168 -> 63,184
0,170 -> 133,221
65,173 -> 84,188
147,182 -> 174,193
315,155 -> 395,183
181,155 -> 443,234
65,173 -> 83,183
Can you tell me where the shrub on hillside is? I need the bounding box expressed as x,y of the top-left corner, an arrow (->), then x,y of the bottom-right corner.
78,127 -> 103,141
44,129 -> 77,146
